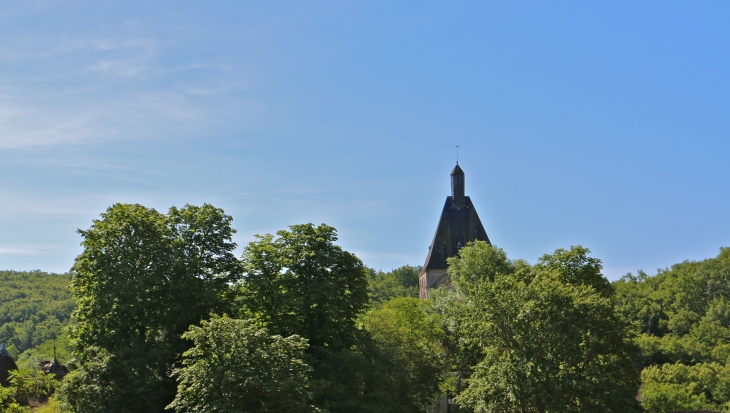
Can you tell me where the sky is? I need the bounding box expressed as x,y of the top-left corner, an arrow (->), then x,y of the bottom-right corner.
1,1 -> 729,279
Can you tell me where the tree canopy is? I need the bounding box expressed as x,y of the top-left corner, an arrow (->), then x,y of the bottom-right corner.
238,223 -> 368,350
0,270 -> 75,365
614,247 -> 730,412
362,297 -> 445,412
440,241 -> 641,413
60,203 -> 240,413
168,315 -> 314,413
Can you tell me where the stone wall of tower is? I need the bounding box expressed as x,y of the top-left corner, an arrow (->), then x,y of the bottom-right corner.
418,269 -> 448,299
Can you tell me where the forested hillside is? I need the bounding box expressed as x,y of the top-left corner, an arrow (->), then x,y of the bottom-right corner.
614,247 -> 730,412
0,265 -> 421,371
0,271 -> 75,369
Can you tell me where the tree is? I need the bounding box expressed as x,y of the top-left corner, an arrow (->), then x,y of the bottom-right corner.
238,223 -> 368,350
640,362 -> 730,413
0,368 -> 58,413
60,203 -> 240,413
167,315 -> 315,413
442,242 -> 641,413
609,247 -> 730,411
58,347 -> 122,413
0,384 -> 28,413
367,265 -> 420,305
362,297 -> 445,412
8,368 -> 58,406
238,223 -> 383,412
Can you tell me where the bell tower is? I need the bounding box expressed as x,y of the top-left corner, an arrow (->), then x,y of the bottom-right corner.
419,163 -> 491,299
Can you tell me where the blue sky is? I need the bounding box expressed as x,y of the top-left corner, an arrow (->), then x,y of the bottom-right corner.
1,1 -> 729,279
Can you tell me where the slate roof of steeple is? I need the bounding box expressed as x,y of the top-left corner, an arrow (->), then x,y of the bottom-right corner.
421,165 -> 490,272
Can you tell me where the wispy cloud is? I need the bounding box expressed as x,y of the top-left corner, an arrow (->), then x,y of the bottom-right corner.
0,247 -> 34,255
88,60 -> 148,78
0,97 -> 114,147
0,6 -> 271,148
0,83 -> 266,148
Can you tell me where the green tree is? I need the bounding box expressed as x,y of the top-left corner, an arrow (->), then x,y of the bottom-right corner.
362,297 -> 445,412
0,368 -> 58,413
367,265 -> 420,304
238,223 -> 390,412
0,383 -> 27,413
167,315 -> 315,413
612,247 -> 730,412
442,242 -> 641,413
238,223 -> 368,350
0,386 -> 13,409
58,347 -> 118,413
614,247 -> 730,341
60,203 -> 240,413
8,368 -> 58,406
640,362 -> 730,412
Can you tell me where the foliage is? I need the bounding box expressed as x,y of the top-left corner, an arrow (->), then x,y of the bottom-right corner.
238,223 -> 416,413
14,332 -> 73,371
8,368 -> 58,404
614,247 -> 730,340
614,247 -> 730,411
441,242 -> 641,413
60,203 -> 240,413
33,396 -> 61,413
238,223 -> 368,350
168,315 -> 314,413
0,271 -> 75,359
367,265 -> 420,304
0,384 -> 28,413
305,334 -> 402,413
0,368 -> 58,413
640,362 -> 730,413
362,297 -> 445,412
57,347 -> 120,413
430,286 -> 483,400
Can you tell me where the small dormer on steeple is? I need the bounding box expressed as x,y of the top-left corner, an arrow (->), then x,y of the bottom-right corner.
451,164 -> 465,208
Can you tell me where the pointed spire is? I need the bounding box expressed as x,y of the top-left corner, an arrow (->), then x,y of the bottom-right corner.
451,164 -> 465,207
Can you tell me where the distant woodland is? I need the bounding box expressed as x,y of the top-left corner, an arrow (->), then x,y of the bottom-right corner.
1,202 -> 730,412
0,271 -> 74,369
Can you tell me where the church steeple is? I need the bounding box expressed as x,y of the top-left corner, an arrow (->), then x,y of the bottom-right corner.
419,163 -> 491,299
451,163 -> 465,208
